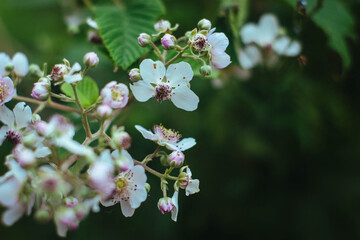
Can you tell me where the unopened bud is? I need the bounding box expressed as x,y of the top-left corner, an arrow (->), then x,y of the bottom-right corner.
138,33 -> 151,47
154,19 -> 171,32
65,197 -> 79,208
23,133 -> 37,149
161,34 -> 176,50
31,79 -> 50,100
169,151 -> 184,167
13,145 -> 36,168
97,104 -> 112,118
112,131 -> 131,150
145,183 -> 151,193
5,62 -> 14,72
29,64 -> 42,77
200,65 -> 212,76
83,52 -> 99,67
159,151 -> 170,167
157,197 -> 174,214
198,18 -> 212,30
185,31 -> 192,40
35,208 -> 52,223
32,113 -> 41,123
129,68 -> 141,82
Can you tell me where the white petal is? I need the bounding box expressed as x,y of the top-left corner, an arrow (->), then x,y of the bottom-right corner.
0,104 -> 15,128
132,165 -> 147,185
101,199 -> 117,207
240,23 -> 258,44
55,218 -> 68,237
0,126 -> 9,145
129,186 -> 147,209
135,125 -> 158,141
186,179 -> 200,196
166,62 -> 194,85
285,40 -> 301,57
26,194 -> 35,215
9,160 -> 27,182
13,102 -> 32,129
171,191 -> 179,222
257,13 -> 279,46
120,199 -> 135,217
211,50 -> 231,69
163,142 -> 178,151
238,45 -> 262,69
57,138 -> 90,155
208,32 -> 229,52
12,52 -> 29,77
87,18 -> 98,29
2,203 -> 25,226
139,59 -> 166,84
129,81 -> 154,102
176,138 -> 196,151
0,177 -> 20,207
0,53 -> 11,77
64,73 -> 82,84
34,146 -> 51,158
171,85 -> 199,111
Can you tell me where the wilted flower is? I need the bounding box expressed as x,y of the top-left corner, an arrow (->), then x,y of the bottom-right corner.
130,59 -> 199,111
170,191 -> 179,222
178,167 -> 200,196
0,76 -> 15,105
101,81 -> 129,109
50,59 -> 82,84
135,124 -> 196,151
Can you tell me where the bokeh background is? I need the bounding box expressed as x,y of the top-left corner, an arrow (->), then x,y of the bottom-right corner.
1,0 -> 360,239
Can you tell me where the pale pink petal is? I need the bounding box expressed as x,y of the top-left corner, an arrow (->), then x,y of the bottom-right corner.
0,104 -> 15,128
208,32 -> 229,52
13,102 -> 32,129
129,80 -> 154,102
257,13 -> 279,46
166,62 -> 194,85
135,125 -> 158,141
2,203 -> 25,226
0,53 -> 11,77
185,179 -> 200,196
139,59 -> 166,84
240,23 -> 258,44
12,52 -> 29,77
171,191 -> 179,222
120,199 -> 135,217
171,85 -> 199,111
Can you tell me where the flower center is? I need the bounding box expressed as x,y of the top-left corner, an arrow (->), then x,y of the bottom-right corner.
116,178 -> 127,190
155,84 -> 172,102
153,124 -> 181,143
111,86 -> 125,102
193,34 -> 208,52
6,130 -> 21,144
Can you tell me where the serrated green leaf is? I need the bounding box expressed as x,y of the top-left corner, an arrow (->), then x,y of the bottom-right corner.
93,0 -> 165,70
284,0 -> 355,69
61,77 -> 99,108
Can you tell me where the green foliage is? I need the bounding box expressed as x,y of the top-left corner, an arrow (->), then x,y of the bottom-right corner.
61,77 -> 99,108
93,0 -> 165,70
285,0 -> 355,69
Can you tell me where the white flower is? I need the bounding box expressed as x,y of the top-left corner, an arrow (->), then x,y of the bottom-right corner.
0,52 -> 29,77
101,163 -> 147,217
238,45 -> 262,70
240,13 -> 301,57
130,59 -> 199,111
0,102 -> 32,146
0,160 -> 34,226
135,124 -> 196,151
207,29 -> 231,69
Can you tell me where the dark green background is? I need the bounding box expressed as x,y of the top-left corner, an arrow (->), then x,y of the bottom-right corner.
1,0 -> 360,239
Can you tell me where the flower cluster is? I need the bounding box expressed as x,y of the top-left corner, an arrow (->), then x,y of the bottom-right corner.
238,13 -> 302,69
0,17 -> 216,238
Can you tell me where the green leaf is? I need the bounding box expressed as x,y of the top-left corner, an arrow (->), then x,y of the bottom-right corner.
61,77 -> 99,108
93,0 -> 165,70
284,0 -> 355,69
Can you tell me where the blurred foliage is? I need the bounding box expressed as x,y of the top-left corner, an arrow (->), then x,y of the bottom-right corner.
0,0 -> 360,239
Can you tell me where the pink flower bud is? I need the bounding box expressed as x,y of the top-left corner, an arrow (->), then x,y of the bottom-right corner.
65,197 -> 79,208
157,197 -> 174,214
112,131 -> 131,150
161,34 -> 176,50
97,104 -> 112,118
138,33 -> 151,47
169,151 -> 184,167
101,81 -> 129,109
0,76 -> 15,106
34,120 -> 48,136
83,52 -> 99,67
154,19 -> 171,32
31,78 -> 50,100
129,68 -> 141,82
13,144 -> 36,168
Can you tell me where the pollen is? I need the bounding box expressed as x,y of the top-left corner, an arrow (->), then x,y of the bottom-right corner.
153,124 -> 182,143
